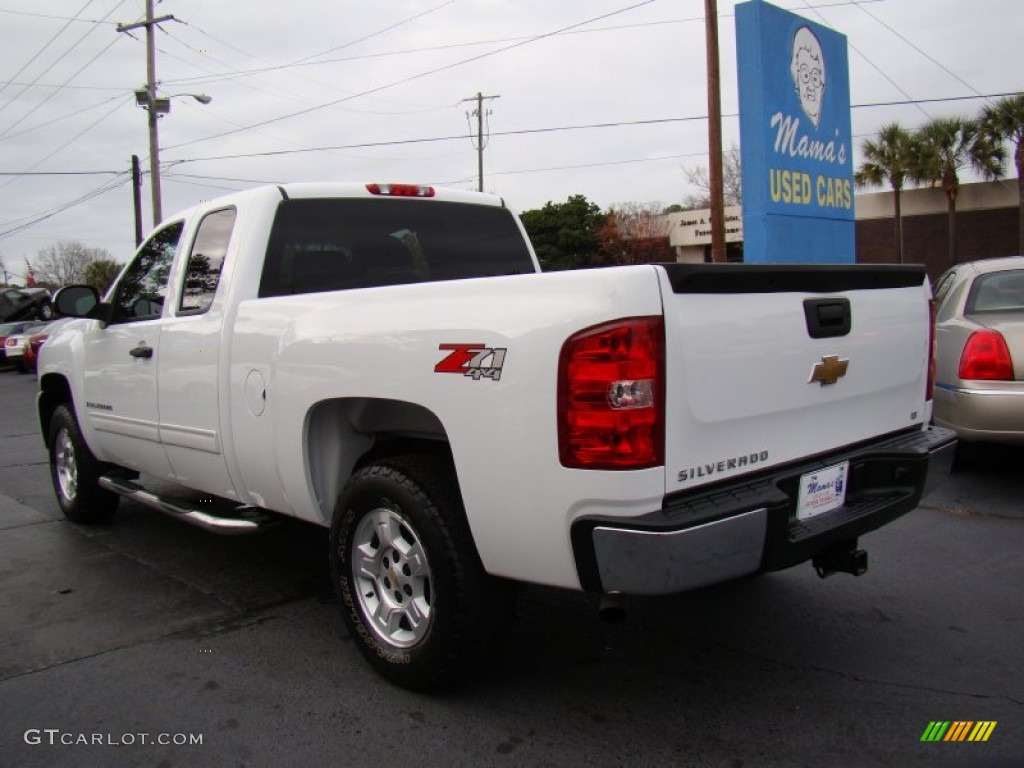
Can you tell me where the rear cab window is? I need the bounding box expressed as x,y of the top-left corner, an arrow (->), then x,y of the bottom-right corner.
258,198 -> 535,298
179,207 -> 236,314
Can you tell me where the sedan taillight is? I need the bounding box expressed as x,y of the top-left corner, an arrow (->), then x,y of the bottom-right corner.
959,330 -> 1014,380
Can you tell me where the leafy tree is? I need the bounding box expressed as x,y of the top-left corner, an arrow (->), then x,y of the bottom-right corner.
599,202 -> 675,265
35,241 -> 114,286
83,259 -> 123,295
980,93 -> 1024,252
519,195 -> 607,271
911,117 -> 1005,265
683,144 -> 742,210
855,123 -> 915,263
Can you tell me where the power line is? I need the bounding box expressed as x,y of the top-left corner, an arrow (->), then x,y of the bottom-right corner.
290,0 -> 456,66
0,90 -> 1010,179
0,170 -> 121,176
161,175 -> 251,193
0,95 -> 131,190
0,92 -> 128,143
0,80 -> 127,91
169,21 -> 453,115
0,7 -> 119,25
0,0 -> 94,102
0,174 -> 132,240
154,39 -> 310,106
0,0 -> 129,121
853,92 -> 1021,109
0,35 -> 125,140
797,0 -> 931,120
163,172 -> 282,184
436,151 -> 710,185
162,0 -> 660,153
164,91 -> 1019,167
160,0 -> 884,88
849,0 -> 989,105
169,6 -> 465,117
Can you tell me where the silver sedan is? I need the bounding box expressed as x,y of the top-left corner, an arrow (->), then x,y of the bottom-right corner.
932,255 -> 1024,446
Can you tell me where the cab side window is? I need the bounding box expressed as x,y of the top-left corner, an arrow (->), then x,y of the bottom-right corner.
113,221 -> 183,322
179,208 -> 236,315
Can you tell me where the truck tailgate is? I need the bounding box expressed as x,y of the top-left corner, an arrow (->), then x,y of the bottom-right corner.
657,264 -> 931,494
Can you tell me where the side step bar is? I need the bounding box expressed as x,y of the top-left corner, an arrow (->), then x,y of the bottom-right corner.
98,475 -> 278,535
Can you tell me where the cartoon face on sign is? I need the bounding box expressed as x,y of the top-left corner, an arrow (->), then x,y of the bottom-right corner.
790,26 -> 825,128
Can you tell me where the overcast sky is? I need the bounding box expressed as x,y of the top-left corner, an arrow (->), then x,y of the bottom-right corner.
0,0 -> 1021,275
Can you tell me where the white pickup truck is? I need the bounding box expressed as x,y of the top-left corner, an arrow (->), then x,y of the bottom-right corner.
39,182 -> 954,689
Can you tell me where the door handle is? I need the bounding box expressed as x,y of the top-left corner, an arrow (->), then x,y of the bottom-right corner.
129,344 -> 153,359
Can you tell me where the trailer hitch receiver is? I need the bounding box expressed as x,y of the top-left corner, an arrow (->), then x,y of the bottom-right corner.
813,540 -> 867,578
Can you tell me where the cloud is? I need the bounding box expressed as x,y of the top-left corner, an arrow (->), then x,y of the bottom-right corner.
0,0 -> 1020,265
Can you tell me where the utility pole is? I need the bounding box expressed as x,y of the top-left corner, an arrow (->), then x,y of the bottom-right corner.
461,92 -> 499,192
704,0 -> 726,263
118,1 -> 174,227
131,155 -> 143,246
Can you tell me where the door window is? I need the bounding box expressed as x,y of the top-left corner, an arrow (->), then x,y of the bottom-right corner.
113,221 -> 183,322
179,208 -> 236,314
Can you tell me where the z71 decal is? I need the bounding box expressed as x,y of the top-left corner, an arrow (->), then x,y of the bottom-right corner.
435,344 -> 507,381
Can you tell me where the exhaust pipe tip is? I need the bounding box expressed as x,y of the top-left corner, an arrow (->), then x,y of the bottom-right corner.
598,593 -> 628,623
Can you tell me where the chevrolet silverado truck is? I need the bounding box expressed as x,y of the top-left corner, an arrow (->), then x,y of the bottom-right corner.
38,182 -> 955,689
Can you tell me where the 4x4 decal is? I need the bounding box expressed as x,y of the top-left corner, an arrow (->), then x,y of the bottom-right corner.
435,344 -> 507,381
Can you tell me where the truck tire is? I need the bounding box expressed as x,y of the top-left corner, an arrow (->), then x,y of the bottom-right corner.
39,300 -> 54,320
330,454 -> 511,691
48,403 -> 119,523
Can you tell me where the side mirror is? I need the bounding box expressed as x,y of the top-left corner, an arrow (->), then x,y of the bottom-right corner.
53,285 -> 102,319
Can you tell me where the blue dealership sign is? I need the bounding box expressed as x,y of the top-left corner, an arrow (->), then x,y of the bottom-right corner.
736,0 -> 855,263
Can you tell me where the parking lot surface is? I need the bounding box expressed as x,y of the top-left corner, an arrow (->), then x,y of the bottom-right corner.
0,370 -> 1021,767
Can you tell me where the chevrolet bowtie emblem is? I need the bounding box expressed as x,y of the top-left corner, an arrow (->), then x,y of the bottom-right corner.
809,355 -> 849,386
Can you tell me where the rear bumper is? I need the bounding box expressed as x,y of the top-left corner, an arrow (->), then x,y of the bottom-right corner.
934,382 -> 1024,445
571,426 -> 957,595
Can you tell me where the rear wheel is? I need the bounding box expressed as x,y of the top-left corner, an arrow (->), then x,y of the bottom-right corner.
48,404 -> 119,523
330,454 -> 512,691
38,300 -> 53,320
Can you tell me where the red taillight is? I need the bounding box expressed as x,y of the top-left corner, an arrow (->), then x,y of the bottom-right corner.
958,330 -> 1014,380
365,183 -> 435,197
558,316 -> 664,470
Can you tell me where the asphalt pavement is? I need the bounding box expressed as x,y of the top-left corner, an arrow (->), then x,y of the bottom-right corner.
0,370 -> 1021,767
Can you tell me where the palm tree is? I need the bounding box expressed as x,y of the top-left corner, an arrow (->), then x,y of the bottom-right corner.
911,117 -> 1005,266
855,123 -> 915,263
980,94 -> 1024,253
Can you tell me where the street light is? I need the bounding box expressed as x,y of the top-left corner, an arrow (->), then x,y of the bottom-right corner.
134,89 -> 212,226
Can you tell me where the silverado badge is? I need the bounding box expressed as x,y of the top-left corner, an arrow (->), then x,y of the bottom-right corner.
809,355 -> 849,386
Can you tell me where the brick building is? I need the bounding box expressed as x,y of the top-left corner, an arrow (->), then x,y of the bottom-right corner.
662,180 -> 1020,282
856,180 -> 1020,283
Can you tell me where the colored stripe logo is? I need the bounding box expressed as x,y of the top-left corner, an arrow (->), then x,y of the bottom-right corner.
921,721 -> 997,742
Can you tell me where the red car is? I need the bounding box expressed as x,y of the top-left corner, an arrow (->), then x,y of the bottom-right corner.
0,320 -> 43,368
20,319 -> 70,373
